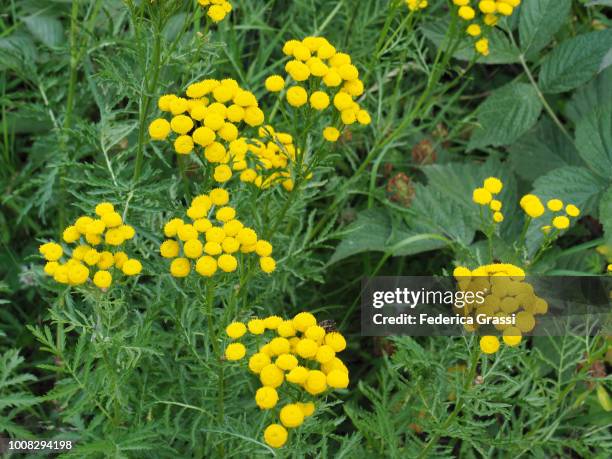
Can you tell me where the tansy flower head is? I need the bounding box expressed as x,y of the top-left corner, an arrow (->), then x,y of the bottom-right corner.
480,335 -> 500,354
160,190 -> 276,277
566,204 -> 580,217
198,0 -> 232,23
520,194 -> 545,219
406,0 -> 428,11
454,262 -> 547,354
473,188 -> 492,205
223,310 -> 350,448
236,127 -> 304,192
40,202 -> 141,289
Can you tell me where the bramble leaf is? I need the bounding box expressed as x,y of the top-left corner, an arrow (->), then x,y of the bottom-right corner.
539,30 -> 612,94
519,0 -> 571,58
468,83 -> 542,150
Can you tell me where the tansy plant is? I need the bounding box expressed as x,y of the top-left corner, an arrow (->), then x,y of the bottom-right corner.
223,312 -> 348,449
39,202 -> 142,289
160,188 -> 276,277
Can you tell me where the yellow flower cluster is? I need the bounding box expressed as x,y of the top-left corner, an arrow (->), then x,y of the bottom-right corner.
238,126 -> 305,192
453,263 -> 548,354
160,189 -> 276,277
148,78 -> 265,183
406,0 -> 428,11
265,36 -> 371,142
39,202 -> 141,289
223,312 -> 349,448
519,195 -> 580,232
472,176 -> 504,223
198,0 -> 232,23
453,0 -> 522,56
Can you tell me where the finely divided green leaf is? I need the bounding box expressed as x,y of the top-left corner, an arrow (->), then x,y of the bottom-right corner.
539,30 -> 612,93
519,0 -> 571,58
468,83 -> 542,150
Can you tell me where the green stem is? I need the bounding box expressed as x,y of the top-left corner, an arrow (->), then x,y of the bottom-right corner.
132,12 -> 163,186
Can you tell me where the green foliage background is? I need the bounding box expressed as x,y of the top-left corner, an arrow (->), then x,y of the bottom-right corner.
1,0 -> 611,457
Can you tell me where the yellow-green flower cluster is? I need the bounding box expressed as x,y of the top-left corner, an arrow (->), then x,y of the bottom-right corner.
198,0 -> 232,23
160,189 -> 276,278
453,263 -> 548,354
223,311 -> 349,448
39,202 -> 141,289
237,125 -> 305,192
148,78 -> 265,184
406,0 -> 428,11
519,195 -> 580,233
472,176 -> 504,223
265,36 -> 371,142
453,0 -> 522,56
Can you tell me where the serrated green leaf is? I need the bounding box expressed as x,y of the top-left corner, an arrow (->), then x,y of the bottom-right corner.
22,15 -> 65,48
526,167 -> 608,253
565,67 -> 612,123
531,167 -> 608,215
508,118 -> 583,181
328,208 -> 445,264
412,160 -> 522,243
519,0 -> 571,58
539,30 -> 612,93
574,106 -> 612,179
600,186 -> 612,247
468,82 -> 542,150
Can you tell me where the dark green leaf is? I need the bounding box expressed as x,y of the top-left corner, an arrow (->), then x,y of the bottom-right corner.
539,30 -> 612,93
328,208 -> 445,264
565,67 -> 612,123
468,82 -> 542,150
519,0 -> 571,58
22,15 -> 64,48
508,118 -> 583,181
526,167 -> 608,252
599,186 -> 612,246
575,106 -> 612,178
